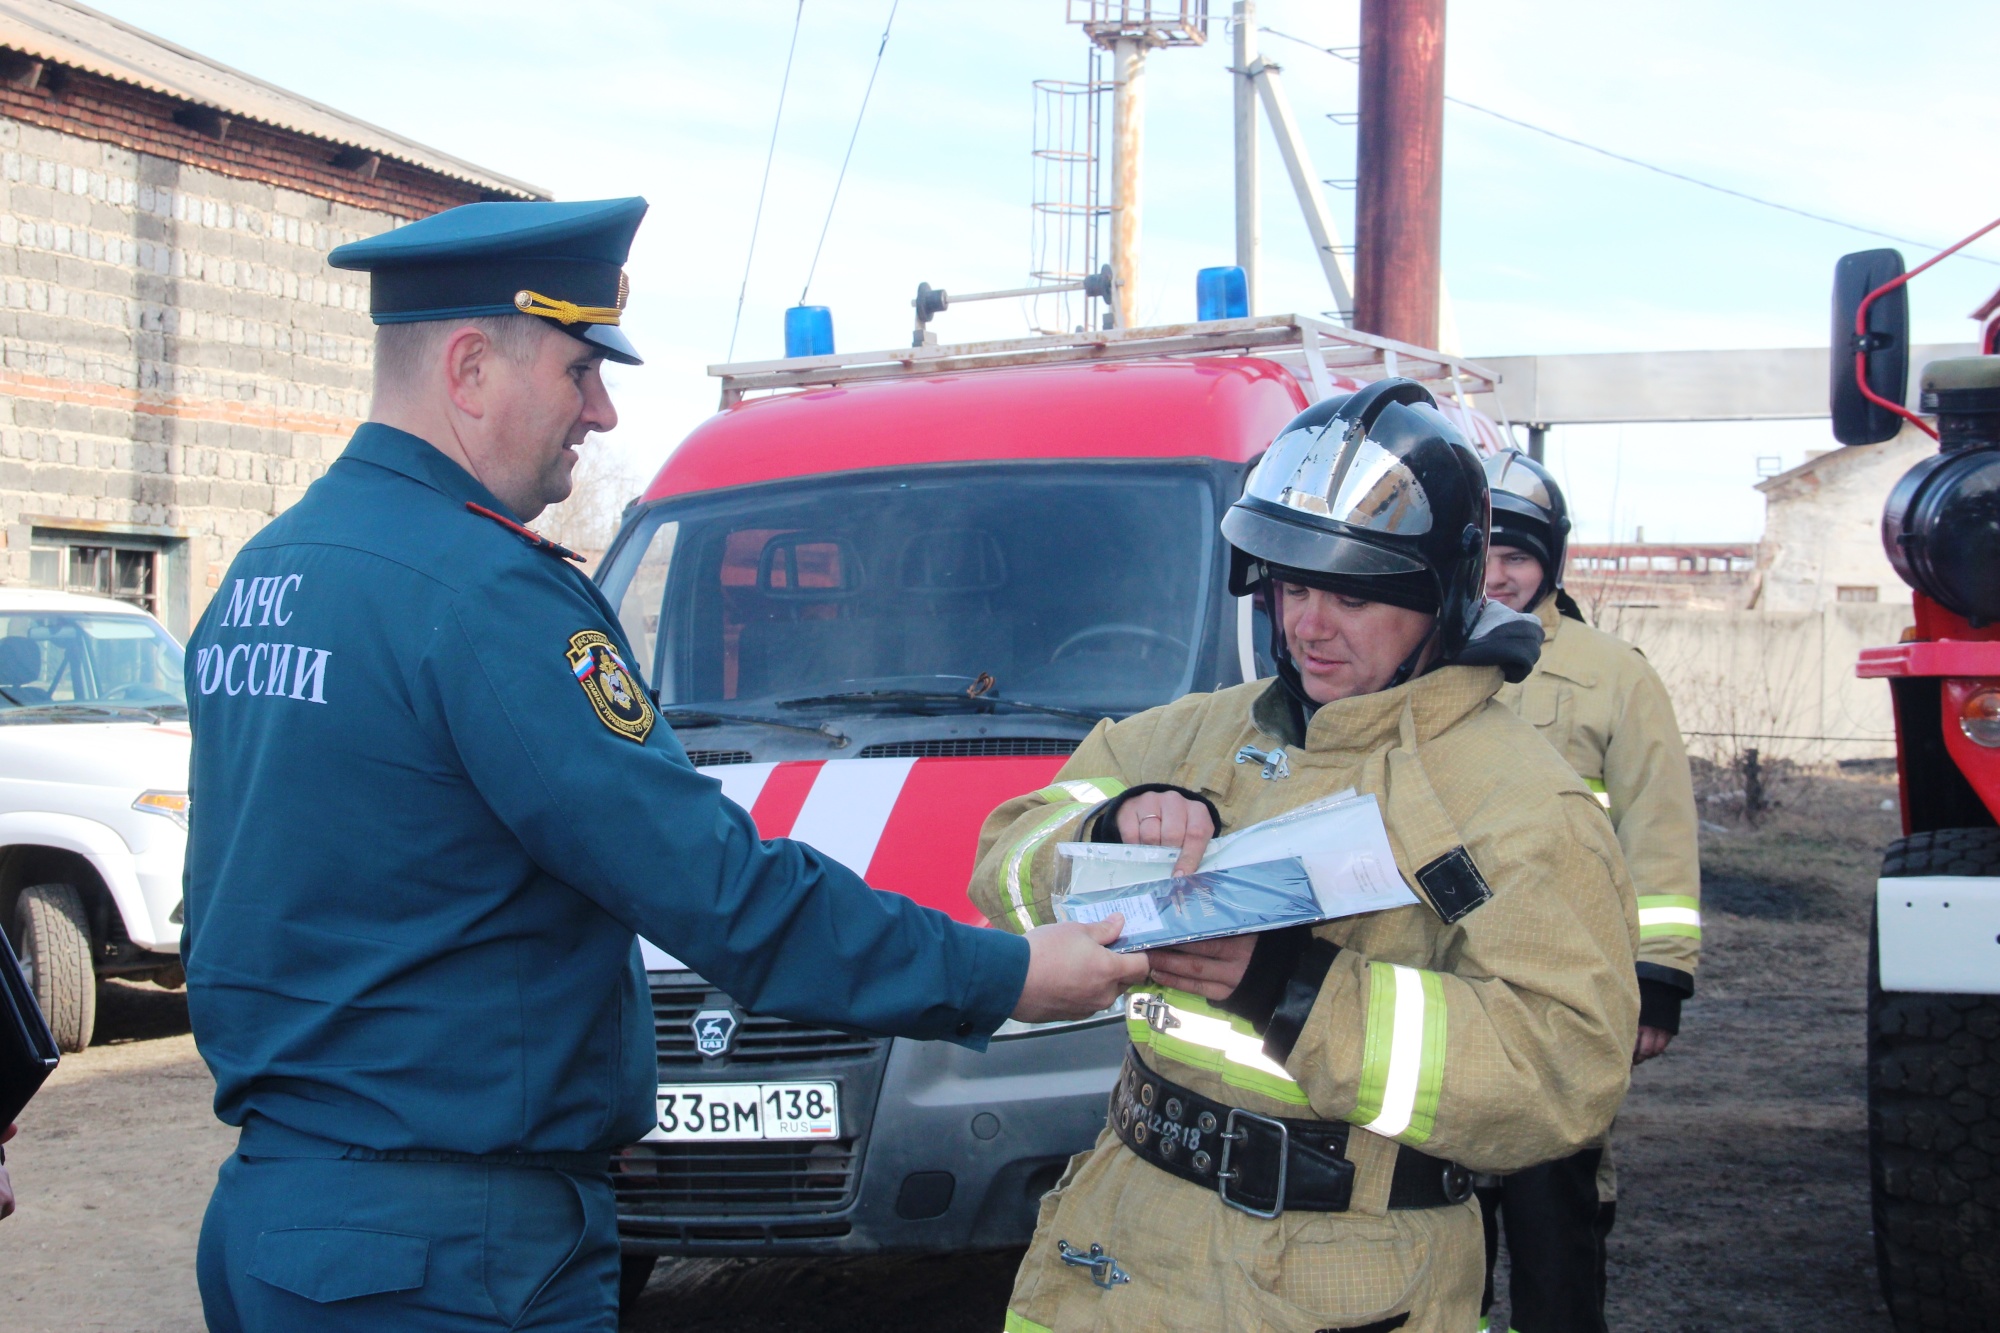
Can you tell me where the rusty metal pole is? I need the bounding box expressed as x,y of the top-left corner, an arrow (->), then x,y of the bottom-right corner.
1353,0 -> 1444,347
1110,35 -> 1146,328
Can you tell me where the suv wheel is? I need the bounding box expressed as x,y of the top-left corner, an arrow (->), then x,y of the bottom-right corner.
1871,829 -> 2000,1331
14,882 -> 97,1052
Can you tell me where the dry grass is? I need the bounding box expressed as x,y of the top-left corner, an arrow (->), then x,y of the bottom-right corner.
1694,765 -> 1901,924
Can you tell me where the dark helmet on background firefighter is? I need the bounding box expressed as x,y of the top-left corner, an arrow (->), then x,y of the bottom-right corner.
1222,377 -> 1491,670
1482,448 -> 1571,609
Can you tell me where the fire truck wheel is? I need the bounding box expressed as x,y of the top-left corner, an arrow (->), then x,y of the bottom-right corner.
1871,829 -> 2000,1333
12,881 -> 97,1053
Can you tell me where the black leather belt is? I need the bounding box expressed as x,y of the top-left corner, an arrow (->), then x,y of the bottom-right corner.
1111,1048 -> 1472,1217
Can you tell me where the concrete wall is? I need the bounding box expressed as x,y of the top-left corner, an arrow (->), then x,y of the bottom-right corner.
1593,603 -> 1914,765
0,116 -> 398,635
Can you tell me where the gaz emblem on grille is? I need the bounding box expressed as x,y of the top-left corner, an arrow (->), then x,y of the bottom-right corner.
692,1008 -> 738,1057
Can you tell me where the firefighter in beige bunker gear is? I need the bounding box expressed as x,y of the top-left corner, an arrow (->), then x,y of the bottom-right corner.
1475,448 -> 1702,1333
970,384 -> 1640,1333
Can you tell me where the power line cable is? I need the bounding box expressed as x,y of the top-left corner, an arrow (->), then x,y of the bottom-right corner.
727,0 -> 805,361
800,0 -> 899,304
1260,25 -> 2000,268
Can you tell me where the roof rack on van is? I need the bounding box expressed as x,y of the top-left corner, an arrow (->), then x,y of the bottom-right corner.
707,313 -> 1503,415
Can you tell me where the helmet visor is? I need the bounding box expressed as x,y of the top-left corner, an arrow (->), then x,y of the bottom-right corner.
1248,420 -> 1436,538
1485,452 -> 1557,516
1222,500 -> 1427,579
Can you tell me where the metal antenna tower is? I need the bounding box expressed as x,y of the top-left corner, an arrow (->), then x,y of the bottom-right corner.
1028,49 -> 1112,335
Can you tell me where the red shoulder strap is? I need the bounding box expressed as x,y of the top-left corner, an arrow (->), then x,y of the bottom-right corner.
465,503 -> 585,563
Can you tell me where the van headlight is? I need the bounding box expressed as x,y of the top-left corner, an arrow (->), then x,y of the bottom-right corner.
133,790 -> 190,830
993,994 -> 1126,1038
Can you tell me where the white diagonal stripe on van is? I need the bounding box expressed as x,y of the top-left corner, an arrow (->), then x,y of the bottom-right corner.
788,757 -> 919,875
704,761 -> 778,814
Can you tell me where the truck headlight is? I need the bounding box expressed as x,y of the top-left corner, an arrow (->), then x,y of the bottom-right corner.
1882,447 -> 2000,624
133,790 -> 190,830
1960,686 -> 2000,748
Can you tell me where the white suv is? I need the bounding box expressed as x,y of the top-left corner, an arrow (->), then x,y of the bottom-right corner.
0,589 -> 189,1050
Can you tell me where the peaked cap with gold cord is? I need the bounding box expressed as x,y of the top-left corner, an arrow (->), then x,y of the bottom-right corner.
328,196 -> 647,365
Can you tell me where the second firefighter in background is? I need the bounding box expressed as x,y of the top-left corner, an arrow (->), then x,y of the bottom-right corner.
969,382 -> 1639,1332
1475,449 -> 1703,1333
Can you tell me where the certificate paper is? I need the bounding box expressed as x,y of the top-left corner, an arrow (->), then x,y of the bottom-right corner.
1053,791 -> 1418,952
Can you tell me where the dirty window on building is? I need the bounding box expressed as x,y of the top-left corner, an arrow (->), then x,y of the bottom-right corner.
28,539 -> 162,617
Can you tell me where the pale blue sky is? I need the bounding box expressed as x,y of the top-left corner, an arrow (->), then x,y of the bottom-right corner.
94,1 -> 2000,542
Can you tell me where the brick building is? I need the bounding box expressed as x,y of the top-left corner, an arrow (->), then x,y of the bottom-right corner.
0,0 -> 543,636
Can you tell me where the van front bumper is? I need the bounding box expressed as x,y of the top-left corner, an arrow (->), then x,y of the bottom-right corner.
614,979 -> 1125,1258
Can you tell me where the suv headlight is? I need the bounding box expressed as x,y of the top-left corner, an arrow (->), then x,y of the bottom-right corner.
133,790 -> 190,830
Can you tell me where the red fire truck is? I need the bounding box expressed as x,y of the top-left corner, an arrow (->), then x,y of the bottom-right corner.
1838,242 -> 2000,1330
591,313 -> 1505,1302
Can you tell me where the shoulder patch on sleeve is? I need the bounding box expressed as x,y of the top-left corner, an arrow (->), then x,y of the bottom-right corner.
1414,845 -> 1492,924
566,630 -> 655,743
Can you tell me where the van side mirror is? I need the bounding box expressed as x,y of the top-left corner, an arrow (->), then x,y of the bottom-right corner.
1830,248 -> 1909,445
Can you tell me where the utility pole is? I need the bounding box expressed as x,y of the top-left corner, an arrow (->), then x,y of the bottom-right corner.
1111,35 -> 1146,330
1353,0 -> 1444,346
1072,3 -> 1208,330
1232,1 -> 1258,313
1249,58 -> 1354,318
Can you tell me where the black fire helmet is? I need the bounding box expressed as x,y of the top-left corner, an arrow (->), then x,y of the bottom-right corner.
1482,448 -> 1572,609
1221,378 -> 1491,664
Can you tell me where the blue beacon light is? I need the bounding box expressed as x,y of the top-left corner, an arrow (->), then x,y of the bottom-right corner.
1195,266 -> 1249,322
785,305 -> 836,358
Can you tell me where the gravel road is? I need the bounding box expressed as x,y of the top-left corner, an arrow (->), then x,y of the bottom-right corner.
0,774 -> 1902,1332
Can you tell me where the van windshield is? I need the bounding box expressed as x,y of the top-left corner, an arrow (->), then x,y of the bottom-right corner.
0,611 -> 187,722
601,465 -> 1216,718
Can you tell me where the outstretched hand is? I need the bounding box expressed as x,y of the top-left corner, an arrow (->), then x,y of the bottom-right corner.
1014,916 -> 1151,1024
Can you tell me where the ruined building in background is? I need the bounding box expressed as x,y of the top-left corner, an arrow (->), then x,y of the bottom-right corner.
0,0 -> 542,636
1751,427 -> 1933,613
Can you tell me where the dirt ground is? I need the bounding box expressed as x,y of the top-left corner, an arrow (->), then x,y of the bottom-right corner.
0,771 -> 1904,1332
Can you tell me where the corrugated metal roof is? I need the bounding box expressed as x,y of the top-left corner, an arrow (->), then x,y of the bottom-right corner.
0,0 -> 549,199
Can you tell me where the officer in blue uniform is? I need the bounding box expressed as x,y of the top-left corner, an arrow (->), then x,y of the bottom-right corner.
183,197 -> 1144,1332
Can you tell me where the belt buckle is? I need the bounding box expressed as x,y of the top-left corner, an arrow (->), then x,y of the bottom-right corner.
1217,1106 -> 1288,1219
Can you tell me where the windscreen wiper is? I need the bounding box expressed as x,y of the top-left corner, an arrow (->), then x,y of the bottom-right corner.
774,690 -> 1107,726
657,706 -> 848,748
0,702 -> 166,724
